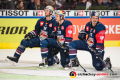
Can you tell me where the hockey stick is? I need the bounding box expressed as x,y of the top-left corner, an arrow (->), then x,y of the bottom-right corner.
79,64 -> 87,72
58,41 -> 87,72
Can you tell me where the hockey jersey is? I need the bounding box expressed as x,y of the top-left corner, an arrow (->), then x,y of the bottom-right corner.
30,17 -> 57,41
53,20 -> 73,45
85,21 -> 105,51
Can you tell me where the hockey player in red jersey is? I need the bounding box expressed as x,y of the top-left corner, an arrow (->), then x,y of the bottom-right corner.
65,11 -> 112,71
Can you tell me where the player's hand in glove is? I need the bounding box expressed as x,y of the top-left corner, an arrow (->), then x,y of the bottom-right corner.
95,48 -> 103,59
78,30 -> 87,41
24,33 -> 33,40
51,48 -> 60,55
50,31 -> 57,39
63,43 -> 69,54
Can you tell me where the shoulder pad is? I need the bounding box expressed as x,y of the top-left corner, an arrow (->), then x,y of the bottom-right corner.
86,21 -> 91,26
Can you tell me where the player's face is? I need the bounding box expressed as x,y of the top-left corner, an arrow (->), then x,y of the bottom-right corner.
55,14 -> 60,22
91,16 -> 99,26
45,9 -> 50,16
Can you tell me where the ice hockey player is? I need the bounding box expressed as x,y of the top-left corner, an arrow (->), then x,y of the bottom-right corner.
65,11 -> 112,71
6,6 -> 59,65
39,10 -> 78,67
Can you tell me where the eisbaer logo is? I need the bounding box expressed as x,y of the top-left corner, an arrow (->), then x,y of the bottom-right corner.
69,71 -> 76,78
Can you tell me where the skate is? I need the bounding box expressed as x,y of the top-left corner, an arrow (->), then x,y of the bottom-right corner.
5,56 -> 19,66
104,57 -> 112,70
39,58 -> 48,68
64,57 -> 80,70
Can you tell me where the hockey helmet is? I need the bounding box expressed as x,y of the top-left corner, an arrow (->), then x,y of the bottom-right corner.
44,6 -> 54,13
55,10 -> 66,19
91,11 -> 100,19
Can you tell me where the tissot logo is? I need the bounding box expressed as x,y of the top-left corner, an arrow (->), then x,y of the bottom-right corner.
79,11 -> 84,16
38,11 -> 43,16
0,10 -> 29,16
118,11 -> 120,16
33,11 -> 43,16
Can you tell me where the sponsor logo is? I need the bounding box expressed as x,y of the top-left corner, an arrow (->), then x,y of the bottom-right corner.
86,26 -> 89,31
38,11 -> 43,16
61,26 -> 64,30
87,37 -> 94,47
118,11 -> 120,16
40,21 -> 44,26
93,29 -> 95,33
79,11 -> 84,16
49,23 -> 52,27
0,10 -> 29,16
69,71 -> 76,78
68,30 -> 72,34
33,10 -> 44,16
54,27 -> 57,31
57,35 -> 65,44
0,26 -> 27,34
40,30 -> 48,38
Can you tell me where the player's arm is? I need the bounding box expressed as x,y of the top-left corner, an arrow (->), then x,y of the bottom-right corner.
50,21 -> 57,39
95,26 -> 105,57
65,22 -> 73,45
24,19 -> 40,40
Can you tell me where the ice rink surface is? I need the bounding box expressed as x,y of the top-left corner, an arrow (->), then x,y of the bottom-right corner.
0,47 -> 120,80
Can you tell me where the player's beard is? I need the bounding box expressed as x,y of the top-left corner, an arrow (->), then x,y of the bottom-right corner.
45,14 -> 51,17
92,21 -> 98,26
56,19 -> 61,23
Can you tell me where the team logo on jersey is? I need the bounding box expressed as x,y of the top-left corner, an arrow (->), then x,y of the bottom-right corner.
40,30 -> 48,41
61,26 -> 64,30
87,37 -> 94,47
93,29 -> 95,33
54,27 -> 57,31
49,23 -> 52,27
40,21 -> 44,26
86,26 -> 89,31
57,35 -> 65,44
66,25 -> 73,38
68,30 -> 72,34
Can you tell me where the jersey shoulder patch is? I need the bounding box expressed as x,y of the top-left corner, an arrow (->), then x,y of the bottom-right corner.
85,21 -> 91,32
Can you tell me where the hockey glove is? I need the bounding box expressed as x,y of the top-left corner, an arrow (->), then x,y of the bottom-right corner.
78,30 -> 87,41
95,48 -> 103,58
50,31 -> 57,39
63,43 -> 69,54
24,33 -> 33,40
51,48 -> 60,55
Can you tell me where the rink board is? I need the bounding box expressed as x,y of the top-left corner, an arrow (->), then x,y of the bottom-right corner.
0,16 -> 120,48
